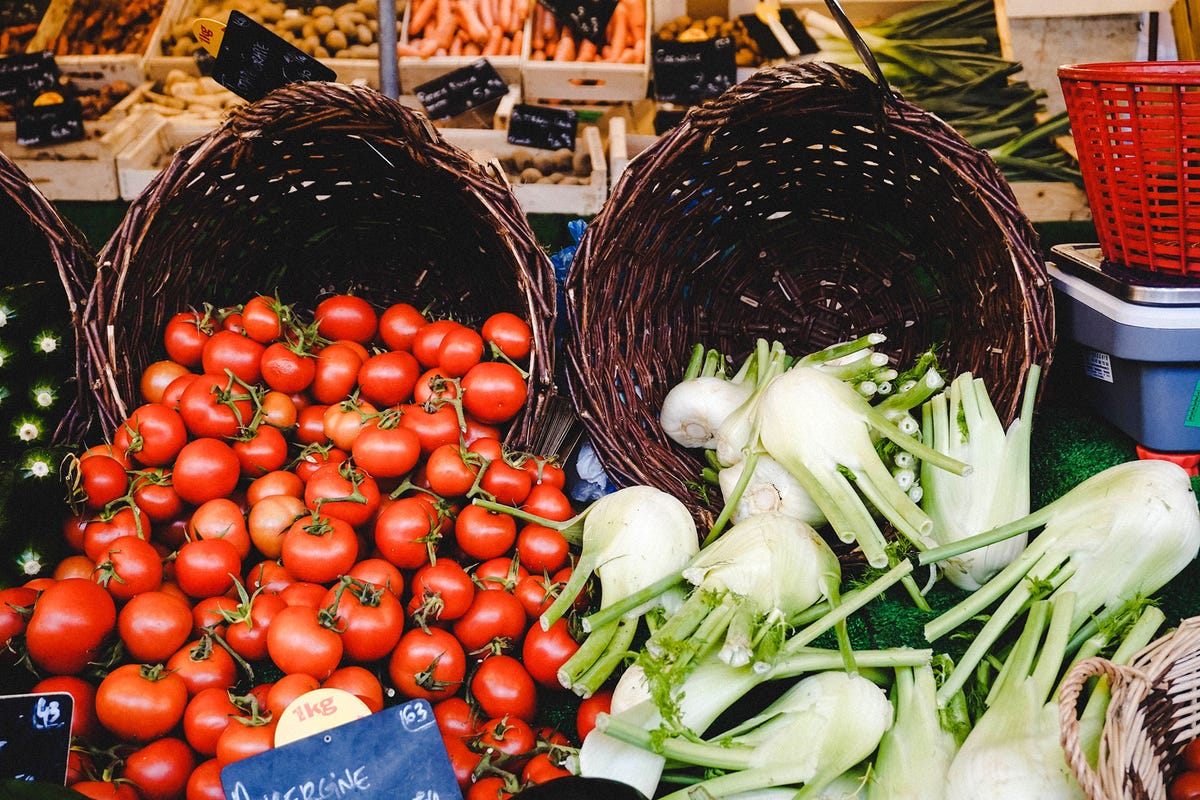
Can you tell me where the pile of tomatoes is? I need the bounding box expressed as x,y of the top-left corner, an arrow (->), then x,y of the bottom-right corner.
0,292 -> 613,800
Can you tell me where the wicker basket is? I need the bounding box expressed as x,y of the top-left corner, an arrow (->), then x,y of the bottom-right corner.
1060,616 -> 1200,800
563,61 -> 1054,527
87,81 -> 558,447
0,149 -> 95,446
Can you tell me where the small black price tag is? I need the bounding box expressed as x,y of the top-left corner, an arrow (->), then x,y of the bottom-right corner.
0,692 -> 74,782
221,699 -> 461,800
652,36 -> 736,106
0,52 -> 60,104
415,59 -> 508,121
15,97 -> 84,147
536,0 -> 618,45
507,103 -> 578,151
211,10 -> 337,102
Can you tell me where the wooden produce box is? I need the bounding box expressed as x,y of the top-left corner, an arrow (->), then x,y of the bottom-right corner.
397,0 -> 526,92
521,0 -> 650,102
115,113 -> 217,201
442,124 -> 607,214
606,113 -> 655,187
145,0 -> 399,88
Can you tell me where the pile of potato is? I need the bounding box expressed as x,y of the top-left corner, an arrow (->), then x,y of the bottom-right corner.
140,70 -> 246,117
654,14 -> 760,67
161,0 -> 398,59
468,147 -> 593,186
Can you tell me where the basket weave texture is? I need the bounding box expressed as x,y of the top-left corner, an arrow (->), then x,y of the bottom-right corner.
564,62 -> 1055,527
1060,616 -> 1200,800
0,148 -> 95,445
86,81 -> 558,446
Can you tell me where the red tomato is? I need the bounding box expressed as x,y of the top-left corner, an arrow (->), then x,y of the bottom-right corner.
260,342 -> 318,394
246,559 -> 294,595
187,758 -> 227,800
117,590 -> 193,662
260,389 -> 299,429
346,558 -> 405,597
202,329 -> 265,385
315,294 -> 378,344
515,524 -> 569,574
466,776 -> 513,800
131,469 -> 186,523
1186,740 -> 1200,772
323,666 -> 385,713
294,444 -> 348,483
412,319 -> 466,368
424,444 -> 481,498
241,295 -> 286,343
265,673 -> 321,718
172,438 -> 241,507
460,362 -> 527,425
96,663 -> 188,741
352,421 -> 422,479
472,556 -> 529,592
412,367 -> 459,405
281,513 -> 359,584
397,403 -> 462,456
82,505 -> 146,564
358,350 -> 421,407
378,302 -> 427,352
26,578 -> 116,675
267,604 -> 343,680
1171,770 -> 1200,800
470,654 -> 537,722
443,734 -> 482,791
322,579 -> 406,663
232,424 -> 290,479
188,497 -> 252,560
514,573 -> 559,620
476,715 -> 536,764
248,493 -> 306,560
161,373 -> 199,412
374,495 -> 446,570
123,736 -> 195,800
114,403 -> 188,467
92,534 -> 164,601
452,588 -> 526,654
71,781 -> 139,800
454,504 -> 518,561
311,341 -> 365,404
389,626 -> 467,702
32,675 -> 98,739
167,636 -> 239,695
177,373 -> 255,440
224,591 -> 288,662
436,326 -> 485,378
174,537 -> 242,599
192,594 -> 238,636
215,715 -> 278,765
183,687 -> 241,756
278,580 -> 329,609
576,689 -> 612,741
408,558 -> 475,624
303,461 -> 381,528
520,457 -> 567,490
0,586 -> 35,661
481,312 -> 533,362
140,360 -> 192,405
323,400 -> 377,451
522,617 -> 580,688
433,696 -> 479,739
521,483 -> 575,522
522,752 -> 573,785
164,310 -> 215,368
247,470 -> 305,505
77,454 -> 129,510
479,460 -> 533,506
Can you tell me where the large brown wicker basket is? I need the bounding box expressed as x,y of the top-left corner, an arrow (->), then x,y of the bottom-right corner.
0,149 -> 95,446
1060,616 -> 1200,800
564,61 -> 1054,526
87,81 -> 557,447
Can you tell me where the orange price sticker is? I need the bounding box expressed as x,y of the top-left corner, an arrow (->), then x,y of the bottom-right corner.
274,688 -> 372,748
191,18 -> 227,56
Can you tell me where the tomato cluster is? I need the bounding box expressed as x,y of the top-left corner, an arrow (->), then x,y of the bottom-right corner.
0,294 -> 608,800
1171,739 -> 1200,800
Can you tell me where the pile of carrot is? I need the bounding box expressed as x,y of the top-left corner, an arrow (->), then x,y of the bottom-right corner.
400,0 -> 529,58
528,0 -> 645,64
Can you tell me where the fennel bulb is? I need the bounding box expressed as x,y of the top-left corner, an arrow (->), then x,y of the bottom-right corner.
920,366 -> 1039,591
718,456 -> 827,528
755,365 -> 969,567
924,458 -> 1200,705
944,594 -> 1085,800
660,376 -> 755,449
647,512 -> 841,670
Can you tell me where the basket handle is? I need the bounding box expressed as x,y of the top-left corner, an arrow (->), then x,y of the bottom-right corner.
1057,655 -> 1131,800
821,0 -> 898,104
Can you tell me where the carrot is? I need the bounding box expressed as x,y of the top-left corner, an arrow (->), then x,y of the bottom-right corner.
397,41 -> 424,56
496,0 -> 513,33
457,0 -> 491,44
482,24 -> 504,54
540,4 -> 557,38
617,45 -> 640,62
513,0 -> 530,30
433,0 -> 457,49
553,29 -> 575,60
510,29 -> 523,54
449,35 -> 463,54
624,0 -> 645,32
606,2 -> 627,59
409,0 -> 438,36
479,0 -> 495,30
577,38 -> 598,61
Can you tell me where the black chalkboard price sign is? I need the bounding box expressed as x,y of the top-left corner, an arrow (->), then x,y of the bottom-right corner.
536,0 -> 618,46
415,59 -> 508,121
0,52 -> 61,104
652,36 -> 736,106
211,10 -> 336,102
15,97 -> 84,147
221,699 -> 462,800
0,692 -> 74,783
507,104 -> 578,151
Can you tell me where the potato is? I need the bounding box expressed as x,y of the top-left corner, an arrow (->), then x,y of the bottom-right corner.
510,149 -> 534,171
325,28 -> 348,50
520,167 -> 543,184
314,15 -> 336,34
355,23 -> 373,44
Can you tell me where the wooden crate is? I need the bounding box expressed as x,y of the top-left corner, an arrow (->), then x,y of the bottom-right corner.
115,113 -> 218,201
521,0 -> 651,102
442,125 -> 608,214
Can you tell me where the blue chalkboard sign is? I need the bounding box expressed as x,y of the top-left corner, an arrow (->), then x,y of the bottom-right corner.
221,699 -> 463,800
0,692 -> 74,783
212,10 -> 336,102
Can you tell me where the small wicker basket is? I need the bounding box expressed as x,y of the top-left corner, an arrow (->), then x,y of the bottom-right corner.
86,81 -> 558,447
563,60 -> 1054,527
1060,616 -> 1200,800
0,148 -> 95,446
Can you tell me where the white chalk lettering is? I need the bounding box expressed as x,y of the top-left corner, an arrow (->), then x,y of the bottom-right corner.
228,766 -> 371,800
